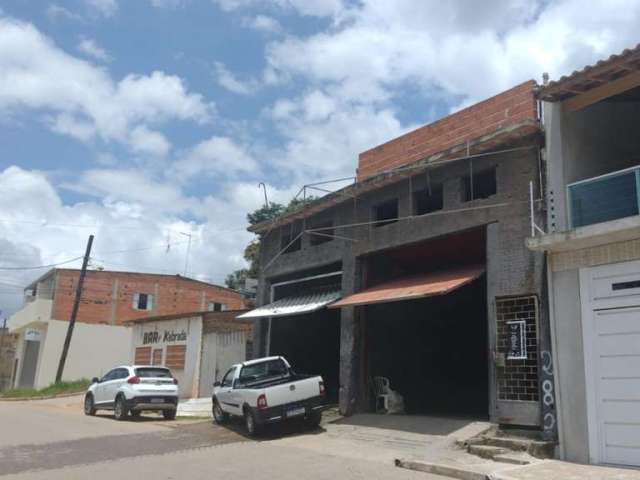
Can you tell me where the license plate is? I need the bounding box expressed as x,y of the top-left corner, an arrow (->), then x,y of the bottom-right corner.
150,398 -> 164,403
286,407 -> 306,417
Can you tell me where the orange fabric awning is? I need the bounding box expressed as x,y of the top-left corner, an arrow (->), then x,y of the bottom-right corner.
329,265 -> 485,308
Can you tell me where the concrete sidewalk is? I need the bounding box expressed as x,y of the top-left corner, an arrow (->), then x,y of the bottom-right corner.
177,397 -> 212,417
488,460 -> 640,480
398,457 -> 640,480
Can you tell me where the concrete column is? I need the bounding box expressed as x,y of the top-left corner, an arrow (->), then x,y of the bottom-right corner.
544,102 -> 568,232
486,222 -> 498,421
338,249 -> 361,416
253,269 -> 271,358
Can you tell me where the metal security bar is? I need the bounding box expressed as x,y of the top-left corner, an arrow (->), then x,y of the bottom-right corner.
567,164 -> 640,229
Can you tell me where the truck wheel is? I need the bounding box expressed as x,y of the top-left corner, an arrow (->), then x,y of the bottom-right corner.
212,400 -> 228,424
306,411 -> 322,429
84,394 -> 96,416
244,408 -> 261,437
114,396 -> 129,421
163,409 -> 177,420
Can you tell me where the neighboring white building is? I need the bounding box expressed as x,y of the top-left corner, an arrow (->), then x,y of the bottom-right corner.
528,46 -> 640,467
127,310 -> 252,398
12,319 -> 131,390
7,268 -> 246,390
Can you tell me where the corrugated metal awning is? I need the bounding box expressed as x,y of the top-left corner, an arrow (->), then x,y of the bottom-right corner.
236,289 -> 341,319
329,265 -> 485,308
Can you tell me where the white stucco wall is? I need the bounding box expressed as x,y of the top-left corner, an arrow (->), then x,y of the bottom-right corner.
35,320 -> 131,389
130,316 -> 203,398
198,330 -> 247,397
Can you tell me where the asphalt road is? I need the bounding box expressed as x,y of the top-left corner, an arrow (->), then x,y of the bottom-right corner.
0,396 -> 444,479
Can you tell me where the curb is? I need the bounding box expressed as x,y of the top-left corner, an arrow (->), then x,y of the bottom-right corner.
395,459 -> 490,480
0,391 -> 85,402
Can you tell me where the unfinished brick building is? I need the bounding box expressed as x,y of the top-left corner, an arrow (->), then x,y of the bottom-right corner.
8,269 -> 246,389
243,80 -> 553,432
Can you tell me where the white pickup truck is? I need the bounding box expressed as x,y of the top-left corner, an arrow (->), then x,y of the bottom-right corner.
212,356 -> 327,435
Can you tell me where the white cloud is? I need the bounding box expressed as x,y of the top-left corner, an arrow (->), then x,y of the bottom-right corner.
149,0 -> 184,7
242,15 -> 282,34
213,61 -> 259,95
85,0 -> 118,17
212,0 -> 344,17
129,126 -> 171,157
266,92 -> 409,180
262,0 -> 640,108
0,18 -> 212,154
172,136 -> 259,182
74,169 -> 192,212
0,165 -> 257,316
46,4 -> 83,22
77,37 -> 111,62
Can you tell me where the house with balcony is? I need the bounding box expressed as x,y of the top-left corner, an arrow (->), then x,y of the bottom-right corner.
528,44 -> 640,468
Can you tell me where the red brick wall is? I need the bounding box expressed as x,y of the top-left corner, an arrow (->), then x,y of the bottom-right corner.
357,80 -> 538,180
51,270 -> 246,326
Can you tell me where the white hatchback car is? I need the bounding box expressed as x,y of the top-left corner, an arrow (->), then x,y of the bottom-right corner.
84,365 -> 179,420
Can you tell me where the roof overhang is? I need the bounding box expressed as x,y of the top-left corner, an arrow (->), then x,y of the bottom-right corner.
236,289 -> 341,319
329,265 -> 485,309
249,120 -> 541,234
537,44 -> 640,110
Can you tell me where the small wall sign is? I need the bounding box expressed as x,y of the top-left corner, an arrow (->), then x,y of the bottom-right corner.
506,320 -> 527,360
25,329 -> 41,342
142,329 -> 187,345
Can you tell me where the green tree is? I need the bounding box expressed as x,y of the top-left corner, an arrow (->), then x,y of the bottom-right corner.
224,197 -> 314,291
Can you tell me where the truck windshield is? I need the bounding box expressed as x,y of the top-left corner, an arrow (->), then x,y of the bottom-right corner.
237,359 -> 289,385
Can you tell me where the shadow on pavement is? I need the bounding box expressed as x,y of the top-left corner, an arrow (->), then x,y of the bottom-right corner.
217,416 -> 326,441
333,413 -> 482,436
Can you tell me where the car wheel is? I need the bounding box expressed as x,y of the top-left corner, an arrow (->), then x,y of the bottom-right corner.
84,394 -> 96,416
212,400 -> 228,424
244,408 -> 261,437
306,411 -> 322,429
163,409 -> 177,420
130,410 -> 141,418
114,396 -> 129,421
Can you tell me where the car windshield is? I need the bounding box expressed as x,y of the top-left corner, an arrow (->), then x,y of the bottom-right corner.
238,359 -> 289,385
135,367 -> 172,378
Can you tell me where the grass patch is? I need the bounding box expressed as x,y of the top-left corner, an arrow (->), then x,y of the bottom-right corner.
0,379 -> 91,399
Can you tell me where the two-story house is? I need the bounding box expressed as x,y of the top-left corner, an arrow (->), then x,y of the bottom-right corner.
241,81 -> 553,434
8,268 -> 246,389
528,45 -> 640,467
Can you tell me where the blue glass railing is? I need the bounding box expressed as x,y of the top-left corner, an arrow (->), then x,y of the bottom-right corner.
567,165 -> 640,229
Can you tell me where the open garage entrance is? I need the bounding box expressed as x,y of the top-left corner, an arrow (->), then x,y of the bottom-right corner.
269,308 -> 341,403
364,276 -> 488,416
333,228 -> 489,417
239,266 -> 342,403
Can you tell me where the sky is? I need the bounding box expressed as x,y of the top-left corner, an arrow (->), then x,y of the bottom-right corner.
0,0 -> 639,316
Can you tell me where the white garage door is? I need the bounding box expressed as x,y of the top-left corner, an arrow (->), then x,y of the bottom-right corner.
582,260 -> 640,467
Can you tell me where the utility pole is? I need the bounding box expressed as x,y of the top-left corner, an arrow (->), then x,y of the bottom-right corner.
55,235 -> 94,383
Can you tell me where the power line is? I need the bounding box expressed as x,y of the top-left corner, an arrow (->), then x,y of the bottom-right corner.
0,256 -> 84,271
0,218 -> 250,235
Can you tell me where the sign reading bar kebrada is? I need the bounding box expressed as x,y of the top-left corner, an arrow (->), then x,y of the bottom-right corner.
142,330 -> 187,345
